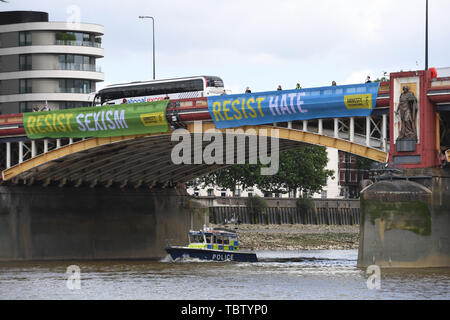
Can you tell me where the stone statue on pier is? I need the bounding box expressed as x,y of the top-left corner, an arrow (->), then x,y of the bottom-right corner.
396,86 -> 418,142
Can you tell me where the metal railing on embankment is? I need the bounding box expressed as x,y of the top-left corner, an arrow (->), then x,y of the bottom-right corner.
209,206 -> 360,225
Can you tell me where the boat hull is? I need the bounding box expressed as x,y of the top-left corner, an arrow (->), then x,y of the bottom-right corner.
165,246 -> 258,262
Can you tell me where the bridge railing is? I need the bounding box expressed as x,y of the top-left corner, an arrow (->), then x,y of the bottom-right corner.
1,137 -> 82,176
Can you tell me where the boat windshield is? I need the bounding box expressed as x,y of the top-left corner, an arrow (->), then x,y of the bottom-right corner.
189,234 -> 204,243
188,230 -> 238,246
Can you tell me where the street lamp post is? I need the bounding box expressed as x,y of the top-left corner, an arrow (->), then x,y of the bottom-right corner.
138,15 -> 155,80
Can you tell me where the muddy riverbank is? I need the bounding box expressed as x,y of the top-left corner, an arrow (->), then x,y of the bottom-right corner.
211,224 -> 360,251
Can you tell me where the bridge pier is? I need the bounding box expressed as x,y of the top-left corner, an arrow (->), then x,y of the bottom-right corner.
357,168 -> 450,268
0,186 -> 208,261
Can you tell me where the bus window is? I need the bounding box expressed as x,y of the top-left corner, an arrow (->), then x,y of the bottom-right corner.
95,76 -> 224,106
180,101 -> 193,107
196,100 -> 207,106
205,236 -> 212,244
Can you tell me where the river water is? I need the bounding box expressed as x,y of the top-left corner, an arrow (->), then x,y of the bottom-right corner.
0,250 -> 448,300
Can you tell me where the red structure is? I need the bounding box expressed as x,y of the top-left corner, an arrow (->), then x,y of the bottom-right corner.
388,69 -> 450,169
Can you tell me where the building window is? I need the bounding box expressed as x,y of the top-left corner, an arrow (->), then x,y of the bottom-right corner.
207,188 -> 214,197
220,189 -> 227,197
58,54 -> 94,71
19,79 -> 32,94
56,32 -> 98,47
19,102 -> 34,113
19,32 -> 32,46
194,188 -> 200,197
59,79 -> 93,94
19,54 -> 32,71
56,101 -> 91,110
321,190 -> 327,199
247,189 -> 254,197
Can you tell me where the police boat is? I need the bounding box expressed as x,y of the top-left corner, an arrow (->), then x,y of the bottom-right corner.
165,226 -> 258,262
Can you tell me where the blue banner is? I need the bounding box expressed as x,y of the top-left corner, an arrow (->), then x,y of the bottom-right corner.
207,82 -> 380,129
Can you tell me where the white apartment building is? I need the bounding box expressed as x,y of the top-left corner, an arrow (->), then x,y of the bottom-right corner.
0,11 -> 104,114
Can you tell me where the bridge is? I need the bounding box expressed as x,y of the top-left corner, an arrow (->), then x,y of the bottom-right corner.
0,76 -> 443,188
0,69 -> 449,266
1,73 -> 450,188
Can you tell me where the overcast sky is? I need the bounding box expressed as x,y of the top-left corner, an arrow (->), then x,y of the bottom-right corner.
3,0 -> 450,93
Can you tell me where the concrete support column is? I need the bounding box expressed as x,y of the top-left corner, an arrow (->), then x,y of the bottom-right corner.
350,117 -> 355,142
303,120 -> 308,132
366,116 -> 371,147
382,114 -> 387,152
19,141 -> 23,164
56,139 -> 61,149
31,141 -> 37,158
318,119 -> 323,135
44,139 -> 49,153
6,142 -> 11,169
334,118 -> 339,138
287,121 -> 292,129
0,186 -> 208,261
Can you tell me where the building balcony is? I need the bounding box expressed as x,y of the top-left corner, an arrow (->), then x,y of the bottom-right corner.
57,63 -> 101,72
55,40 -> 102,48
0,69 -> 104,82
0,45 -> 104,58
0,92 -> 95,103
58,88 -> 95,94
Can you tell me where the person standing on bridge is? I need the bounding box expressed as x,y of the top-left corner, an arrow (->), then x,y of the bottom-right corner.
332,81 -> 337,86
245,87 -> 252,93
277,85 -> 282,91
365,76 -> 372,83
295,83 -> 302,89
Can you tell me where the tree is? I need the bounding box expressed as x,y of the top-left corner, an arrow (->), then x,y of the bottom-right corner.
374,71 -> 390,83
190,145 -> 334,197
246,196 -> 268,224
194,163 -> 261,194
257,146 -> 334,196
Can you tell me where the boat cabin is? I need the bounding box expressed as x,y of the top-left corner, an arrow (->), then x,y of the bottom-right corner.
188,229 -> 240,251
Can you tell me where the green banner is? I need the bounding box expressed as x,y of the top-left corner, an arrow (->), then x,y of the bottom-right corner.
23,101 -> 169,139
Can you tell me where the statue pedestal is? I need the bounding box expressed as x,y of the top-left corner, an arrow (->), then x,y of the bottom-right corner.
396,139 -> 417,152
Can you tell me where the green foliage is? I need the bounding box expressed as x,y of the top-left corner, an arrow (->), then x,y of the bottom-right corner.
296,196 -> 315,212
56,32 -> 76,42
94,37 -> 102,43
257,146 -> 334,195
354,155 -> 375,171
191,163 -> 261,193
246,196 -> 267,224
374,71 -> 389,82
190,145 -> 334,197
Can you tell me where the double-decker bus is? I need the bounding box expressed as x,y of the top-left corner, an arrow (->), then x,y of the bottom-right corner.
93,75 -> 225,106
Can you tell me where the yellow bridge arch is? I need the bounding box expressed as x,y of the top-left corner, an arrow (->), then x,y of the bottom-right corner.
1,122 -> 387,187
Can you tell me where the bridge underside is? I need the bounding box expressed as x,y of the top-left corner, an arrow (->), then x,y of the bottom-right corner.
1,123 -> 387,189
